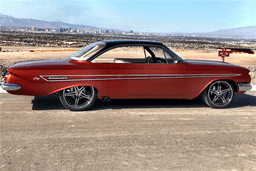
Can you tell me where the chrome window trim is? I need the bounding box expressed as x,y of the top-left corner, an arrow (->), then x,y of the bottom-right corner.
87,44 -> 183,63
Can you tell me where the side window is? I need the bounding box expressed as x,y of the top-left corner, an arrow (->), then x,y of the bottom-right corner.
164,50 -> 175,64
91,46 -> 146,63
149,47 -> 165,60
147,47 -> 176,64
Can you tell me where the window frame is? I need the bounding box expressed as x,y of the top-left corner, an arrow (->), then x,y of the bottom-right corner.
86,43 -> 185,64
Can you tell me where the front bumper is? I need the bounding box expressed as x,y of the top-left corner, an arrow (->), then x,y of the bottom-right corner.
1,83 -> 21,91
237,83 -> 252,91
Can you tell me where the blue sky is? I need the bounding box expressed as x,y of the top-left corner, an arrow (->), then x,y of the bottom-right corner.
0,0 -> 255,33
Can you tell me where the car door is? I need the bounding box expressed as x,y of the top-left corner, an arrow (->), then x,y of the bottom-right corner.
85,62 -> 128,99
126,47 -> 185,99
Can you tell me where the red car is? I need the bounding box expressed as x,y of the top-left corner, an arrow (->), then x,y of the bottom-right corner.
2,40 -> 252,110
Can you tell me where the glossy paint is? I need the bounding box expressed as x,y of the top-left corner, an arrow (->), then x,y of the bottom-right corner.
5,57 -> 251,99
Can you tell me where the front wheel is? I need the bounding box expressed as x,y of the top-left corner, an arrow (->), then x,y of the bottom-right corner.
202,81 -> 235,108
59,86 -> 97,111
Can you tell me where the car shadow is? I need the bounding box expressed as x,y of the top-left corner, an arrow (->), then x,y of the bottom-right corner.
32,94 -> 65,110
31,93 -> 256,111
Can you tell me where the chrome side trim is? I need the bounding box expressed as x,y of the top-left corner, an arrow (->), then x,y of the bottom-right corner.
237,83 -> 252,91
41,76 -> 186,82
40,74 -> 241,77
40,74 -> 241,82
1,83 -> 21,91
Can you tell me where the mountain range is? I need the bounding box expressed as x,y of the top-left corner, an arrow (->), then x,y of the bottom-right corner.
1,13 -> 255,38
0,13 -> 100,31
206,26 -> 256,38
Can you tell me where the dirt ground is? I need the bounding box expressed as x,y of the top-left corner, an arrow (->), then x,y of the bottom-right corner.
1,92 -> 256,170
1,46 -> 256,84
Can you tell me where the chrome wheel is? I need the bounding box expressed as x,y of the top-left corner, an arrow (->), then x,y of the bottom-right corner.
59,86 -> 97,111
203,81 -> 234,108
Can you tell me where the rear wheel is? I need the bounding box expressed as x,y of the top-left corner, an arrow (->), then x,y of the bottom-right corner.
59,86 -> 97,111
202,81 -> 234,108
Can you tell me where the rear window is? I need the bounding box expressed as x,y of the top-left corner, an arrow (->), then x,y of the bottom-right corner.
70,42 -> 106,61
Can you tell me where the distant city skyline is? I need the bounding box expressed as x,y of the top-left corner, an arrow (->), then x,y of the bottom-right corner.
0,0 -> 255,33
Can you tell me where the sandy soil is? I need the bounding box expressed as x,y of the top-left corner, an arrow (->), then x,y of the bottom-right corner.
1,92 -> 256,170
1,46 -> 255,84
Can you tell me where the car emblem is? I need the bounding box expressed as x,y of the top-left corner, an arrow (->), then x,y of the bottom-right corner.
33,77 -> 40,80
48,76 -> 68,80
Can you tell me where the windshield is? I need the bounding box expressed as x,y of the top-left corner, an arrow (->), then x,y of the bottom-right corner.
70,42 -> 106,61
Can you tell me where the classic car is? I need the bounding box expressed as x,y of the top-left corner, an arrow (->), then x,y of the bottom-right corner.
1,40 -> 252,110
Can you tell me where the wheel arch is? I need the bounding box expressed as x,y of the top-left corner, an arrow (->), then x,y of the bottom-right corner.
201,79 -> 236,108
58,84 -> 98,111
199,79 -> 237,97
48,83 -> 100,96
223,80 -> 237,93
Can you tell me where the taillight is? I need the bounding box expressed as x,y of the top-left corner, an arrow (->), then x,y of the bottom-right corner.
4,72 -> 10,82
4,72 -> 10,77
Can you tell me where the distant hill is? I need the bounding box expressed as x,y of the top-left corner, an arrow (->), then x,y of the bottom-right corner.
206,26 -> 256,38
1,13 -> 255,38
0,13 -> 116,31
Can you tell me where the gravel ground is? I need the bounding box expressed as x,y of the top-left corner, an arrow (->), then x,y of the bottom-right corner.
248,66 -> 256,85
1,92 -> 256,170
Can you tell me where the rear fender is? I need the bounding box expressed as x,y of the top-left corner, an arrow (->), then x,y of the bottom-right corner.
49,83 -> 100,96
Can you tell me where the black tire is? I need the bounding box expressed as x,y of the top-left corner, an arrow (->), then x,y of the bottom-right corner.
59,86 -> 97,111
202,81 -> 235,108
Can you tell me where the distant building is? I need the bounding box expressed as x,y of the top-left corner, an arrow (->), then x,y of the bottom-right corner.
70,29 -> 77,33
130,30 -> 133,33
52,29 -> 58,32
106,30 -> 109,34
32,27 -> 36,31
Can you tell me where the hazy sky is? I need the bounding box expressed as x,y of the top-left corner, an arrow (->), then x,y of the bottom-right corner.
0,0 -> 255,33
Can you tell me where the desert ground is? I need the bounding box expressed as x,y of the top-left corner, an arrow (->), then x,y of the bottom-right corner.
1,90 -> 256,171
1,46 -> 256,84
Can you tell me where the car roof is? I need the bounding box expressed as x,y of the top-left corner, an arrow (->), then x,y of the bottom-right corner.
100,39 -> 163,46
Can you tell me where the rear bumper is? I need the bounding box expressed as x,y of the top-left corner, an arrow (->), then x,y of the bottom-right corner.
1,83 -> 21,91
237,83 -> 252,91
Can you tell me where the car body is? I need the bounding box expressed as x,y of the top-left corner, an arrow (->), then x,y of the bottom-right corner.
2,40 -> 252,110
